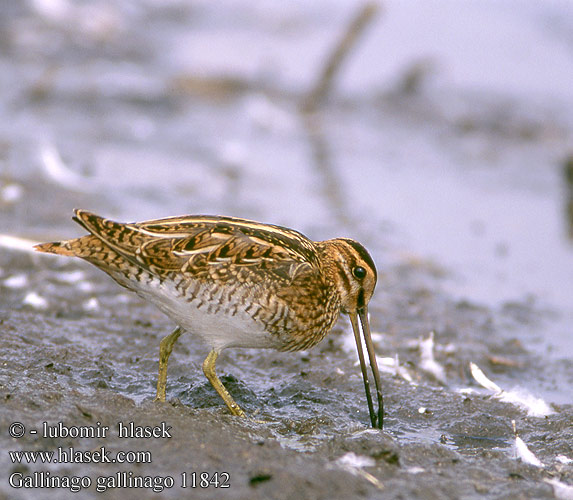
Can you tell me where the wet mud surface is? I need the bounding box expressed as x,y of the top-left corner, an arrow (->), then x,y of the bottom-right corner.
1,243 -> 572,500
1,2 -> 573,499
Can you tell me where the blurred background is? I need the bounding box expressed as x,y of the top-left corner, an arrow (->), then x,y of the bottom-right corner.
1,0 -> 572,397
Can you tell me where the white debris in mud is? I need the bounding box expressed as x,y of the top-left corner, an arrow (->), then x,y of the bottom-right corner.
342,326 -> 433,386
3,273 -> 29,289
512,420 -> 544,468
83,297 -> 100,312
470,362 -> 502,393
343,325 -> 415,385
334,452 -> 383,490
405,466 -> 425,474
341,323 -> 414,383
23,292 -> 49,310
556,455 -> 573,465
351,428 -> 380,438
336,452 -> 376,469
0,234 -> 39,254
376,355 -> 415,384
545,479 -> 573,500
419,332 -> 446,384
457,387 -> 476,396
442,343 -> 457,354
394,354 -> 414,384
514,434 -> 544,468
497,389 -> 554,418
469,362 -> 554,417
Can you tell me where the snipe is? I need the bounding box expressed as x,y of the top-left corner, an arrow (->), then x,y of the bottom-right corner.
35,210 -> 384,428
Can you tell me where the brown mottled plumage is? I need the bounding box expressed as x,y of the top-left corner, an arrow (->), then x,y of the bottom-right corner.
35,209 -> 384,428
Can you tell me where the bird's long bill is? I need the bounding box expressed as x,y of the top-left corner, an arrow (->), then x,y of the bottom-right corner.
349,307 -> 384,429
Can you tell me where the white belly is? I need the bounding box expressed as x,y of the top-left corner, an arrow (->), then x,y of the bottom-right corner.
114,272 -> 280,352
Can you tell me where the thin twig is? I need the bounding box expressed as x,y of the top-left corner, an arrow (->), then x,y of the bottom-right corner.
301,2 -> 380,112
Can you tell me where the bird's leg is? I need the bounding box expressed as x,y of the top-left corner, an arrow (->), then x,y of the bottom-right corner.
154,326 -> 184,402
202,349 -> 246,417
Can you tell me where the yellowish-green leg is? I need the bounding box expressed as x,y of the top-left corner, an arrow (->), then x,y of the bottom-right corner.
154,326 -> 184,402
202,349 -> 245,417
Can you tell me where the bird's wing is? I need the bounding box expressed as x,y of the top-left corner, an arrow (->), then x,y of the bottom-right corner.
73,210 -> 319,284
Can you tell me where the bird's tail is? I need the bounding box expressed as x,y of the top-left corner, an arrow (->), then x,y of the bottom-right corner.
34,240 -> 77,256
34,236 -> 100,258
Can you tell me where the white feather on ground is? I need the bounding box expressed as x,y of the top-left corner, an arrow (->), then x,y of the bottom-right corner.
419,332 -> 446,384
512,420 -> 544,468
333,452 -> 384,490
544,479 -> 573,500
469,362 -> 553,417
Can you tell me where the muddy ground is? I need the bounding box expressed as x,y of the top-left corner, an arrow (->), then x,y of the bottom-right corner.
1,245 -> 573,500
1,2 -> 573,499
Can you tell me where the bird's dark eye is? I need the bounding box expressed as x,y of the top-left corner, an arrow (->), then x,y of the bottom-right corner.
352,266 -> 366,279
